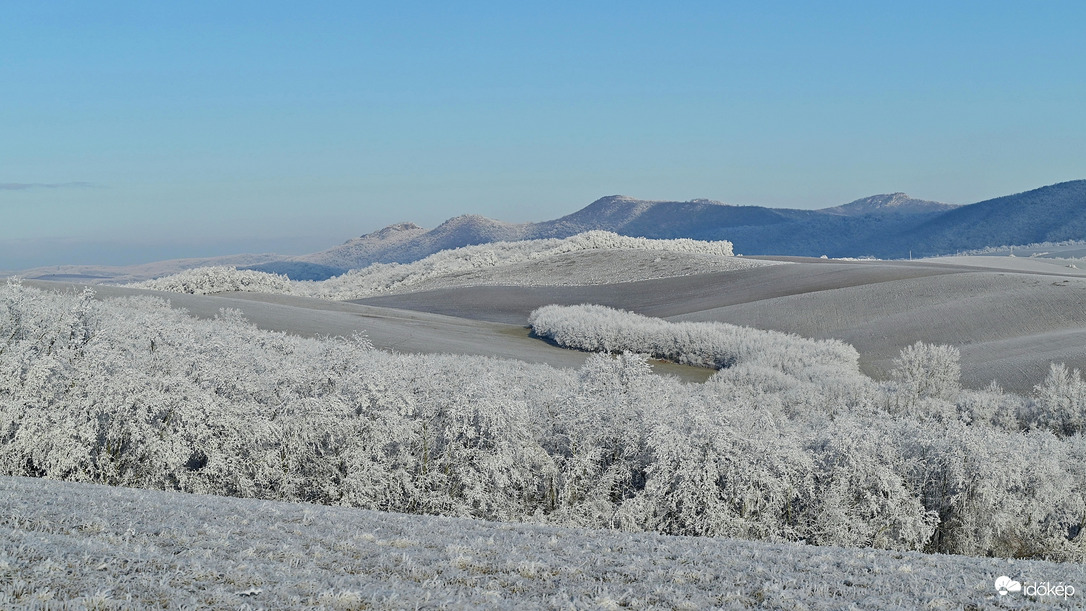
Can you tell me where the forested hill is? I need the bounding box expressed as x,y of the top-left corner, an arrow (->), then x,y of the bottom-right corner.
886,180 -> 1086,257
253,180 -> 1085,275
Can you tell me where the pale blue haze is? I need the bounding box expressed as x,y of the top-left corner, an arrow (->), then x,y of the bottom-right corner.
3,1 -> 1084,267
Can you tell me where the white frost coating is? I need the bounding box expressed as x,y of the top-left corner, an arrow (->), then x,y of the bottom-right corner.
529,303 -> 859,377
4,280 -> 1086,565
131,231 -> 740,298
539,230 -> 733,257
132,265 -> 294,295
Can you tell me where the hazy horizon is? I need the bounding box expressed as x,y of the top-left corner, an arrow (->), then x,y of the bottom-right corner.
0,188 -> 946,271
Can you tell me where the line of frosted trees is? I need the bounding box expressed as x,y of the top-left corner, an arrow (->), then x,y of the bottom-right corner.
2,281 -> 1085,561
132,230 -> 737,299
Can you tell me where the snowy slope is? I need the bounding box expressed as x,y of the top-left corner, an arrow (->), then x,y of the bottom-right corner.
4,475 -> 1083,610
892,180 -> 1086,256
355,254 -> 1086,393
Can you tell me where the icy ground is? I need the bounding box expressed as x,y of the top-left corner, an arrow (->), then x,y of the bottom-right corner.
3,476 -> 1083,609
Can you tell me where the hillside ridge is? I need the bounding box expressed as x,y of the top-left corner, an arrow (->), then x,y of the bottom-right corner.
296,180 -> 1080,269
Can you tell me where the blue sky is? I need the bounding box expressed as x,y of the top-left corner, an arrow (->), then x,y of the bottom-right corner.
3,1 -> 1085,268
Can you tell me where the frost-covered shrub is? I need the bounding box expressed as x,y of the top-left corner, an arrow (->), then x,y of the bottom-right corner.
396,355 -> 557,520
529,303 -> 859,377
803,419 -> 938,551
5,280 -> 1086,562
545,352 -> 656,529
627,397 -> 813,541
1028,363 -> 1086,436
133,265 -> 293,295
890,341 -> 961,405
956,381 -> 1027,430
550,230 -> 733,257
901,422 -> 1086,560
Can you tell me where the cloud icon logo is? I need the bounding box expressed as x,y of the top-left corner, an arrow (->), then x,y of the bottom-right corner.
995,575 -> 1022,596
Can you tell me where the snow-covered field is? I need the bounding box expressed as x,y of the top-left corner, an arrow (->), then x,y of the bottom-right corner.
360,255 -> 1086,393
4,475 -> 1084,610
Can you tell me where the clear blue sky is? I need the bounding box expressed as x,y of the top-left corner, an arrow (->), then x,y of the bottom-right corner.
3,1 -> 1085,268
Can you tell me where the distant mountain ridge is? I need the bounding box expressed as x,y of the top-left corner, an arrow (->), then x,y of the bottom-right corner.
251,180 -> 1086,276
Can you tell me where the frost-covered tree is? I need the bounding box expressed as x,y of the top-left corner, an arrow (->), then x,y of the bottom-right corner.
1030,362 -> 1086,436
955,381 -> 1026,431
803,419 -> 937,551
5,281 -> 1086,561
889,341 -> 961,408
546,352 -> 655,529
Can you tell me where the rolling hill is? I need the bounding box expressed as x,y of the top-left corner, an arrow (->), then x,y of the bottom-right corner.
353,252 -> 1086,394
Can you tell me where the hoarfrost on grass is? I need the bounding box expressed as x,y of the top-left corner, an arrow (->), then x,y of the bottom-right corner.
2,475 -> 1084,609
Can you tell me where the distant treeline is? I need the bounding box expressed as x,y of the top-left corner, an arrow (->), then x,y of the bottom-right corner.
131,231 -> 736,299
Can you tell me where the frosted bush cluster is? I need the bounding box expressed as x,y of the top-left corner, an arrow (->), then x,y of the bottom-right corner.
136,265 -> 294,295
132,231 -> 736,299
544,231 -> 734,257
2,280 -> 1086,561
529,303 -> 859,377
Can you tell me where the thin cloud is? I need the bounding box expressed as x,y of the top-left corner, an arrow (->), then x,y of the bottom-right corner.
0,182 -> 99,191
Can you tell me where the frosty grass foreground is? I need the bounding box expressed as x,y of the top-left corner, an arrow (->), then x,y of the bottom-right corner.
4,476 -> 1084,609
